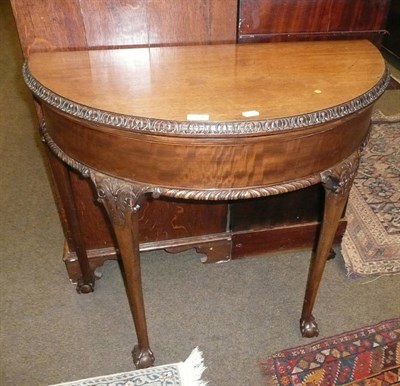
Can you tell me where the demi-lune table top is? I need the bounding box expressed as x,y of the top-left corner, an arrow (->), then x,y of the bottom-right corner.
24,40 -> 387,137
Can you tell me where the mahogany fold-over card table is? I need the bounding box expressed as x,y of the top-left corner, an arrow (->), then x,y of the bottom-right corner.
24,40 -> 388,368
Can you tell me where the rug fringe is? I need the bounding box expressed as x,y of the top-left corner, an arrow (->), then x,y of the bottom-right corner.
259,357 -> 278,386
178,347 -> 208,386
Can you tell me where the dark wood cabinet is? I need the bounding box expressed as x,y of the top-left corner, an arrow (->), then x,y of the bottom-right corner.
238,0 -> 390,44
11,0 -> 390,287
383,0 -> 400,59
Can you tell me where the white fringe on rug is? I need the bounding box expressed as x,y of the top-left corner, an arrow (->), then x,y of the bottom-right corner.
50,347 -> 207,386
177,347 -> 208,386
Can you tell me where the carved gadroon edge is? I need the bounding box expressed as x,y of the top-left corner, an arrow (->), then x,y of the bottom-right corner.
40,119 -> 365,212
39,120 -> 91,178
24,62 -> 390,136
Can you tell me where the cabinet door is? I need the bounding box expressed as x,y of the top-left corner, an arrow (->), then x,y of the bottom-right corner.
382,0 -> 400,59
238,0 -> 390,43
329,0 -> 390,32
239,0 -> 332,36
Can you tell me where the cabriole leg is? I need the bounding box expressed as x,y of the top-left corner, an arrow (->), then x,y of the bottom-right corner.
112,210 -> 154,368
93,173 -> 155,368
300,152 -> 360,337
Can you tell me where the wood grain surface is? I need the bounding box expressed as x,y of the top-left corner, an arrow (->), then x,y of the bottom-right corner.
10,0 -> 237,57
28,40 -> 385,122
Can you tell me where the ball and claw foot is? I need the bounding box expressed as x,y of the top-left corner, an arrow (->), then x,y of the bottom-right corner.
76,280 -> 95,294
132,345 -> 155,369
300,315 -> 319,338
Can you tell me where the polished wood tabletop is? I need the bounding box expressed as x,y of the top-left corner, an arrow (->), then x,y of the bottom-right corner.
27,40 -> 385,124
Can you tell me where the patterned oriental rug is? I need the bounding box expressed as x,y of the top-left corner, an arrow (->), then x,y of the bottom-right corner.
50,348 -> 207,386
341,111 -> 400,278
260,318 -> 400,386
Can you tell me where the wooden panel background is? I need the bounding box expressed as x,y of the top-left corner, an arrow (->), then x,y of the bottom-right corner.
239,0 -> 332,34
238,0 -> 390,43
329,0 -> 391,31
11,0 -> 238,57
10,0 -> 86,56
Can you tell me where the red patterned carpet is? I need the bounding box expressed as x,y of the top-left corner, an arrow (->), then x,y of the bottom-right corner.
261,318 -> 400,386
